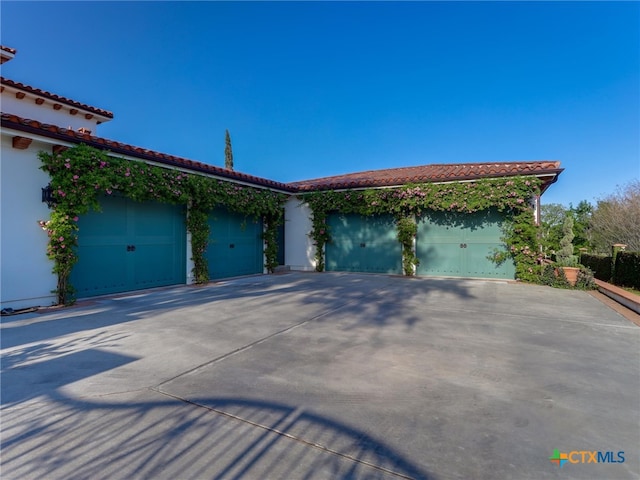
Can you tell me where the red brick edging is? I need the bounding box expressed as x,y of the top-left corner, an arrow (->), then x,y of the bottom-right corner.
594,279 -> 640,315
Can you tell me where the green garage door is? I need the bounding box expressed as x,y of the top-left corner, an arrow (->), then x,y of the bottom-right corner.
416,209 -> 515,279
326,213 -> 402,274
71,196 -> 186,298
207,208 -> 264,280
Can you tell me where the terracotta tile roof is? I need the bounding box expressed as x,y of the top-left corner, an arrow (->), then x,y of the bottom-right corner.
290,161 -> 563,192
1,77 -> 114,119
2,112 -> 563,194
1,113 -> 295,192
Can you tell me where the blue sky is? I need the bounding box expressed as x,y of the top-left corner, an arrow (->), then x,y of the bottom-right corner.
1,1 -> 638,207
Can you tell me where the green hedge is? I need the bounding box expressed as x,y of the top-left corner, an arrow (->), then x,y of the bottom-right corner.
580,253 -> 612,281
613,251 -> 640,290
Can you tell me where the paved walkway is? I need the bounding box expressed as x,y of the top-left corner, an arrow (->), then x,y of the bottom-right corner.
2,273 -> 638,479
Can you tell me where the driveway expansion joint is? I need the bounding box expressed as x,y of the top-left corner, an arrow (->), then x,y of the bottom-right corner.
155,288 -> 385,389
151,388 -> 418,480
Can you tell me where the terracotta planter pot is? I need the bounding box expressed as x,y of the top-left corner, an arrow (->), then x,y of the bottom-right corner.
561,266 -> 580,286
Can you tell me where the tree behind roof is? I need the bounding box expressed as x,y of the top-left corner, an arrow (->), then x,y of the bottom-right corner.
225,130 -> 234,170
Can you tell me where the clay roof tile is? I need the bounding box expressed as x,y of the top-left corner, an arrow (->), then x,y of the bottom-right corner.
1,76 -> 113,118
1,113 -> 561,194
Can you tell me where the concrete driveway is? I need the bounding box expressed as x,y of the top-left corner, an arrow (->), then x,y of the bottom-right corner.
1,272 -> 638,480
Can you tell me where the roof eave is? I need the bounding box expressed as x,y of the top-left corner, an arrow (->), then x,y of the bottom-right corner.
293,169 -> 564,193
1,77 -> 114,120
1,114 -> 295,193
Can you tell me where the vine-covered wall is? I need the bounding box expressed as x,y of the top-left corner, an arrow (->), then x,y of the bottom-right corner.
38,144 -> 545,304
38,144 -> 287,304
302,177 -> 542,280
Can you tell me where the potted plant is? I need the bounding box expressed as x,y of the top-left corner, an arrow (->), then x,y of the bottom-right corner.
555,214 -> 580,286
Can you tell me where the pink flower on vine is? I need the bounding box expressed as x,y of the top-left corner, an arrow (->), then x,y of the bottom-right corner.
106,189 -> 112,195
73,216 -> 79,222
73,175 -> 79,181
58,236 -> 64,242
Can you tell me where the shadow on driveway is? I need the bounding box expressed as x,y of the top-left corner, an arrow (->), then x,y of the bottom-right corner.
1,272 -> 475,350
1,273 -> 452,479
1,388 -> 433,479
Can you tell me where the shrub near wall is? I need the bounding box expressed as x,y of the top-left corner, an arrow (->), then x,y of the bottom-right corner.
580,253 -> 612,281
613,251 -> 640,290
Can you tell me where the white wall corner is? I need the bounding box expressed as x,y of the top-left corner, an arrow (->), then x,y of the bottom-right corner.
185,230 -> 195,284
1,135 -> 57,309
284,197 -> 316,271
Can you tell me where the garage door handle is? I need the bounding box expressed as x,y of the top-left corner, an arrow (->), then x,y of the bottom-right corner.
229,243 -> 235,249
126,245 -> 136,252
360,243 -> 366,248
460,243 -> 467,248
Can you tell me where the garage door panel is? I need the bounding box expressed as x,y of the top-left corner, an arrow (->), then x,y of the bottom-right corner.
72,245 -> 129,296
72,197 -> 186,298
131,202 -> 185,289
134,202 -> 180,237
361,244 -> 402,273
207,208 -> 263,280
208,243 -> 261,278
465,243 -> 505,278
79,196 -> 128,238
417,209 -> 514,279
326,213 -> 402,274
133,243 -> 182,287
417,242 -> 463,276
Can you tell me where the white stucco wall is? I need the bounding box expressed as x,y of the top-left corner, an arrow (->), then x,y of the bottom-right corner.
185,230 -> 195,284
0,135 -> 57,309
1,92 -> 107,133
284,197 -> 316,271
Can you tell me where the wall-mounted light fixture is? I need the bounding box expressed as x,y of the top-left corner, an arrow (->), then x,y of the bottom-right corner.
41,184 -> 56,208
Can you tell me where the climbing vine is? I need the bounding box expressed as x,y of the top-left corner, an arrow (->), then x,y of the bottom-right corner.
185,206 -> 210,284
38,144 -> 287,304
302,177 -> 543,282
396,216 -> 419,275
263,211 -> 285,273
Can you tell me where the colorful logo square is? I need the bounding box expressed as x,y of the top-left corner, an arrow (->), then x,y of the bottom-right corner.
549,449 -> 569,467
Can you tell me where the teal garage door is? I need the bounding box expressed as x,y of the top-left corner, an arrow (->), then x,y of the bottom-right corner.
207,208 -> 264,280
326,213 -> 402,274
71,196 -> 186,298
416,209 -> 515,279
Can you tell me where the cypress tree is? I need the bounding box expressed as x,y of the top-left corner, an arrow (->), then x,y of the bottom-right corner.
225,130 -> 234,170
